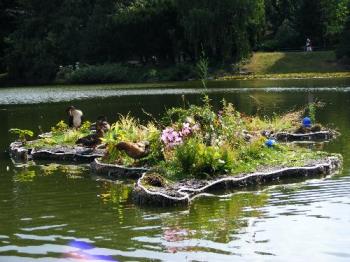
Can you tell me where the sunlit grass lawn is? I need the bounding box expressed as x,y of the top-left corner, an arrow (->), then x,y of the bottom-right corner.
243,51 -> 347,74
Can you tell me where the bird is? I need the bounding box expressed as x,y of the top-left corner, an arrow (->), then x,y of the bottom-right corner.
75,118 -> 105,148
91,115 -> 110,132
115,141 -> 150,159
66,106 -> 83,128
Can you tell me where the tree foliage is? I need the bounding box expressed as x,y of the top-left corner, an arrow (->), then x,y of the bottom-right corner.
337,9 -> 350,60
264,0 -> 350,49
1,0 -> 349,83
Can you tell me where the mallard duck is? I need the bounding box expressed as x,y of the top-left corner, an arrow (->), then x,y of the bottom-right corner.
115,141 -> 150,159
76,129 -> 104,148
91,116 -> 110,132
66,106 -> 83,128
75,118 -> 105,148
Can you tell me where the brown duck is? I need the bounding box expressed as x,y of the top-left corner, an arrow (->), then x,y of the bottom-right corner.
115,141 -> 150,159
76,119 -> 106,148
76,129 -> 104,148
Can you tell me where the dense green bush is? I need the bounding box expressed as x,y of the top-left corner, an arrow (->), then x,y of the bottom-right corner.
5,41 -> 57,83
159,64 -> 196,81
171,138 -> 235,179
56,63 -> 197,84
64,63 -> 129,84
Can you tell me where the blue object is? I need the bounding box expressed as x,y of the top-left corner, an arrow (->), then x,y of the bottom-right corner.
265,139 -> 276,148
68,240 -> 118,261
302,117 -> 312,128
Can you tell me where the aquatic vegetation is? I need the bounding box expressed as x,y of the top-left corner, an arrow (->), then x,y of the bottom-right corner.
140,98 -> 332,181
26,120 -> 92,149
89,97 -> 336,180
9,128 -> 34,143
9,96 -> 339,185
51,120 -> 69,133
160,133 -> 329,181
196,49 -> 209,89
165,138 -> 236,179
101,115 -> 163,166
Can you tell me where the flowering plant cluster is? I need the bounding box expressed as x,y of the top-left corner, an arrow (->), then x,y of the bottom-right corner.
161,123 -> 199,148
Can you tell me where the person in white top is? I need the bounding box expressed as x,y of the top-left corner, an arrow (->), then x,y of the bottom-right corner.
306,38 -> 312,52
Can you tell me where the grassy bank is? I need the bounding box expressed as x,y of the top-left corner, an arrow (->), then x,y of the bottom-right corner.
219,51 -> 350,80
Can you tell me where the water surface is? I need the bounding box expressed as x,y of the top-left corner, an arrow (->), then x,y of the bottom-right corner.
0,78 -> 350,261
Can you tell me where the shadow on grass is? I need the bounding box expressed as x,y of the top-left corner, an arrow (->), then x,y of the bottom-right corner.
248,51 -> 347,74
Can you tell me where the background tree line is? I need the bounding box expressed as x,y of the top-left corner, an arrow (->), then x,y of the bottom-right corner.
1,0 -> 349,83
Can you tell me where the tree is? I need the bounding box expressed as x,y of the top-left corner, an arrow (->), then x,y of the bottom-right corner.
319,0 -> 349,46
298,0 -> 350,48
5,0 -> 95,82
337,12 -> 350,60
177,0 -> 265,62
0,0 -> 20,72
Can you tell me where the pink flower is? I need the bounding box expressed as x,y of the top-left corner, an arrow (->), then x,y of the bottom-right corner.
161,127 -> 183,148
181,122 -> 192,136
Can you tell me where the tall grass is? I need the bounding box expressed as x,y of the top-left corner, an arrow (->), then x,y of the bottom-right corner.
196,49 -> 209,89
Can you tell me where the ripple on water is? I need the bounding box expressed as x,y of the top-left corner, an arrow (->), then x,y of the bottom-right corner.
1,85 -> 350,104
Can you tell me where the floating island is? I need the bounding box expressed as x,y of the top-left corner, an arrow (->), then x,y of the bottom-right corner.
9,98 -> 342,205
9,121 -> 105,162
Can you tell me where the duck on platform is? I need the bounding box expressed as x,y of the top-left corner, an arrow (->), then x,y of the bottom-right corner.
66,106 -> 83,128
91,116 -> 110,132
115,141 -> 150,159
75,119 -> 105,148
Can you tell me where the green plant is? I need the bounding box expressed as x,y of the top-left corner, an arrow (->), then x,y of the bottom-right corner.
63,130 -> 82,144
307,103 -> 317,123
101,116 -> 163,165
9,128 -> 34,142
138,123 -> 163,166
160,64 -> 196,81
67,63 -> 129,84
80,121 -> 92,133
196,48 -> 209,89
167,138 -> 236,180
51,120 -> 69,134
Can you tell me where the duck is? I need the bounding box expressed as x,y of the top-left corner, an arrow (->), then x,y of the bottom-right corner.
66,106 -> 83,128
115,141 -> 150,159
75,119 -> 105,148
91,115 -> 110,132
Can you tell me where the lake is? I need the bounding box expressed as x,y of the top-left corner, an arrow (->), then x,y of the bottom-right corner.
0,78 -> 350,261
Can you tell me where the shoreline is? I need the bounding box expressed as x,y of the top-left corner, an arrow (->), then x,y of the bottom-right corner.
1,72 -> 350,89
218,72 -> 350,81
